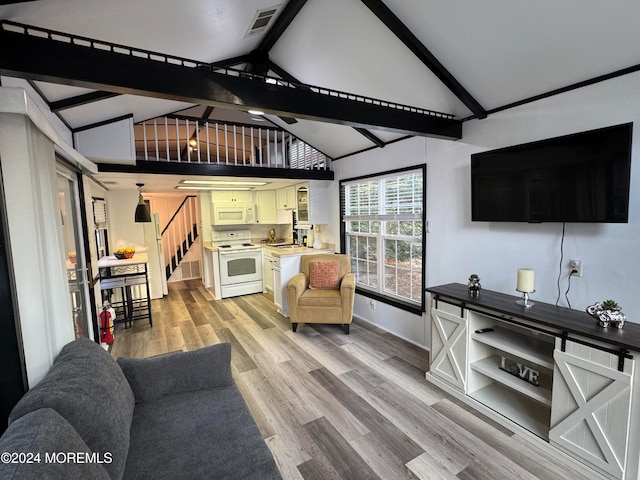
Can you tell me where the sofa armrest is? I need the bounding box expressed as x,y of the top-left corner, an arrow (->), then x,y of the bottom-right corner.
286,272 -> 307,323
340,273 -> 356,323
340,272 -> 356,293
117,343 -> 232,403
286,272 -> 307,301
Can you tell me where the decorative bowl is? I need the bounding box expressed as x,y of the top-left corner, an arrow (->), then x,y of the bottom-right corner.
114,249 -> 135,259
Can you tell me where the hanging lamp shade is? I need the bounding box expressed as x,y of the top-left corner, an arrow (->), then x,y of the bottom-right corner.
134,183 -> 152,222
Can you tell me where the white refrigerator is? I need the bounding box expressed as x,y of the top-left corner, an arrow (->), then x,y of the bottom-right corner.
143,213 -> 168,299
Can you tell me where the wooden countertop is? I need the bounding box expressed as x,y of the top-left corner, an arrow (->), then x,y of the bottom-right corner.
426,283 -> 640,353
204,241 -> 335,256
261,244 -> 335,257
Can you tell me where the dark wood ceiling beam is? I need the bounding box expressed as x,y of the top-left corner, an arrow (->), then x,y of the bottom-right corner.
257,0 -> 308,53
360,0 -> 487,119
180,106 -> 215,159
0,26 -> 461,139
49,90 -> 119,112
210,54 -> 252,69
354,128 -> 385,148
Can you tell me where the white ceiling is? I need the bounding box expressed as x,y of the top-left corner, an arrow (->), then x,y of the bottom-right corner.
1,0 -> 639,191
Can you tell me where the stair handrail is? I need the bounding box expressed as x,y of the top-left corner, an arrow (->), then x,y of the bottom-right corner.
162,195 -> 197,236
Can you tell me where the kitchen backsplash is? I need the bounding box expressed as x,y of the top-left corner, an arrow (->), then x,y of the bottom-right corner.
212,223 -> 293,242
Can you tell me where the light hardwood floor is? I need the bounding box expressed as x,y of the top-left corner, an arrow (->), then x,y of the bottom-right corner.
110,280 -> 592,480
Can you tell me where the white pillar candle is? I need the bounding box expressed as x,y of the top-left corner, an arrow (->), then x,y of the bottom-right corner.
516,268 -> 535,292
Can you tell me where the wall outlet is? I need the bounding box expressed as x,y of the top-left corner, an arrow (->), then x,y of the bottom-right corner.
369,300 -> 376,310
569,259 -> 583,277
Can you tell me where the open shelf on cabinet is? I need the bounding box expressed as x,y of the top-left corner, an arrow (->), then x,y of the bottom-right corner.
471,325 -> 554,370
468,315 -> 554,439
470,355 -> 552,406
470,382 -> 550,440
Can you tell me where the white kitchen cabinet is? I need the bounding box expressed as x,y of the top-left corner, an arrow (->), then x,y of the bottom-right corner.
295,183 -> 329,226
430,301 -> 468,393
276,186 -> 296,210
211,190 -> 254,203
262,249 -> 275,293
272,254 -> 301,317
255,190 -> 277,224
551,343 -> 634,479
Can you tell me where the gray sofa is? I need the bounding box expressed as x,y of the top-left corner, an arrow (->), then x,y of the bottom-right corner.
0,339 -> 281,480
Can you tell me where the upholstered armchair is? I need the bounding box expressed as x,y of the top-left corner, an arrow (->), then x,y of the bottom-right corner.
286,254 -> 356,334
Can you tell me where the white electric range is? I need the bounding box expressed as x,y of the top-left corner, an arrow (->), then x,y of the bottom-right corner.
212,230 -> 263,298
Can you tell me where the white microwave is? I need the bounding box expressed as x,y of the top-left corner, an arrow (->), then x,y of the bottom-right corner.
212,203 -> 255,225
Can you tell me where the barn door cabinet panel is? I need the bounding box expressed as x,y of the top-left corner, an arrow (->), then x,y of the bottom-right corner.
428,299 -> 467,392
551,342 -> 634,480
425,283 -> 640,480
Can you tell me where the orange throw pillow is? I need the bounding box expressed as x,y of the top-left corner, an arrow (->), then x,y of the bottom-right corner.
309,261 -> 340,289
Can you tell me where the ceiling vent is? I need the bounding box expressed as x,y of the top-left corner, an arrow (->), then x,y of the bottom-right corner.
244,5 -> 282,38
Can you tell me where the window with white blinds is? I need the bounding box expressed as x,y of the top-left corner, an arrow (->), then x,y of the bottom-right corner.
92,198 -> 107,225
289,139 -> 328,170
341,166 -> 425,311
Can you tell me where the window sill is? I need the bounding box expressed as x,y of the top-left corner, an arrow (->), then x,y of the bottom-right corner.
355,288 -> 424,316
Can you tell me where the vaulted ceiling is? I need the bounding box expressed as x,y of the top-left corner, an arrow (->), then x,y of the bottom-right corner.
1,0 -> 639,162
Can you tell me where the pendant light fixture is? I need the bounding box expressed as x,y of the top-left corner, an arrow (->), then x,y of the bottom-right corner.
134,183 -> 152,223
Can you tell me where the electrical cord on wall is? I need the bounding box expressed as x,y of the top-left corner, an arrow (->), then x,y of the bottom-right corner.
565,270 -> 577,309
555,223 -> 566,306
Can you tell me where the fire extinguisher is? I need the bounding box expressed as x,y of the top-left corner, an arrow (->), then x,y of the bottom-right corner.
100,302 -> 115,344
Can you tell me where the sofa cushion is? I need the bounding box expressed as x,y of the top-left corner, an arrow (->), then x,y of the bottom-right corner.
123,385 -> 281,480
0,408 -> 110,480
299,288 -> 343,307
117,343 -> 232,404
9,339 -> 134,480
309,260 -> 340,289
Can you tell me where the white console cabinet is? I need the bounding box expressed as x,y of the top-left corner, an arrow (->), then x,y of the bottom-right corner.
430,301 -> 467,392
426,283 -> 640,480
551,342 -> 634,479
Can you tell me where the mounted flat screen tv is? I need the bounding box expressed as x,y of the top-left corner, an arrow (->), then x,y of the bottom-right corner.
471,123 -> 633,223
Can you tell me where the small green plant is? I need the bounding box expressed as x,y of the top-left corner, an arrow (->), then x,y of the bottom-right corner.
602,299 -> 620,311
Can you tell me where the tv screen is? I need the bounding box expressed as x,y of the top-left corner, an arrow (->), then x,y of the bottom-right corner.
471,123 -> 633,223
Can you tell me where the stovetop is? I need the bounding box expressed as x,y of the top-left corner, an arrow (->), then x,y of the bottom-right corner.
212,230 -> 260,250
218,243 -> 257,250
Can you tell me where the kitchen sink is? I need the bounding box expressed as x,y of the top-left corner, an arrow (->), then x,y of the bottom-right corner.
276,244 -> 298,248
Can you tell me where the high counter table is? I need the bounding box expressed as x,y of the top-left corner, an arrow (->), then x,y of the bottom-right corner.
98,253 -> 152,328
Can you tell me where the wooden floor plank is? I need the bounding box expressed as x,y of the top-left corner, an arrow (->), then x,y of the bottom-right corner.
430,399 -> 593,480
303,417 -> 380,480
406,451 -> 460,480
109,282 -> 601,480
309,368 -> 425,464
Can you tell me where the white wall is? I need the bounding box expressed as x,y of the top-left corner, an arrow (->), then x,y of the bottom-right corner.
74,117 -> 136,164
0,113 -> 74,385
106,189 -> 147,252
330,70 -> 640,348
0,77 -> 73,147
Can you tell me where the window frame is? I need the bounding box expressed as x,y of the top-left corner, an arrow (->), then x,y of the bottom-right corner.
340,164 -> 426,315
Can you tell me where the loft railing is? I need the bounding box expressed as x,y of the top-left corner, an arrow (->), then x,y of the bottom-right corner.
1,20 -> 454,122
134,116 -> 330,170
